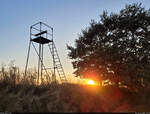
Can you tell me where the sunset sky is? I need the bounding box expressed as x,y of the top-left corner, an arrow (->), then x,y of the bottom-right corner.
0,0 -> 150,81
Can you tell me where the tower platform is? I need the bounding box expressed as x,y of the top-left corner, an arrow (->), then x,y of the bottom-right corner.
31,36 -> 52,44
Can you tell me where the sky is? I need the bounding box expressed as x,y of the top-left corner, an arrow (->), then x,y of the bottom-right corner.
0,0 -> 150,81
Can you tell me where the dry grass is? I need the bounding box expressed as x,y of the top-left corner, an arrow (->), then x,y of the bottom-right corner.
0,65 -> 150,112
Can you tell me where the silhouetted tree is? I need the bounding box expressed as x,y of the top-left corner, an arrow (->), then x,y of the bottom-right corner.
67,3 -> 150,90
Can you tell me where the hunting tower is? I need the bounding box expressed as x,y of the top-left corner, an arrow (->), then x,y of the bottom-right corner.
25,22 -> 67,84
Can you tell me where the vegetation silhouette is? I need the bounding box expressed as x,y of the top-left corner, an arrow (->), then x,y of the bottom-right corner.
0,63 -> 150,112
67,3 -> 150,92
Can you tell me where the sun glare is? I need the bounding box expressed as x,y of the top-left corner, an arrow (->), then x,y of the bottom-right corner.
87,80 -> 95,85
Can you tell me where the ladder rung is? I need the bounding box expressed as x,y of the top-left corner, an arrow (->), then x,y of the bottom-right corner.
48,42 -> 67,83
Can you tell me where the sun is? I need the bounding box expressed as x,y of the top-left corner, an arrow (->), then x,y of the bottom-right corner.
87,80 -> 95,85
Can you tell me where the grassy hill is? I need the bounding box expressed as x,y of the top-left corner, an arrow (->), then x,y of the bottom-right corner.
0,81 -> 150,112
0,65 -> 150,112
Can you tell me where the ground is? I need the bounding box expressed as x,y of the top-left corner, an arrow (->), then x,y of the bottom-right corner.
0,82 -> 150,112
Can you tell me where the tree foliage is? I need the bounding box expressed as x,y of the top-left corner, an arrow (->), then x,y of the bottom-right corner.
67,3 -> 150,89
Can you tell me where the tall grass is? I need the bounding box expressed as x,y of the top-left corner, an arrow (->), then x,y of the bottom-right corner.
0,62 -> 150,112
0,61 -> 56,87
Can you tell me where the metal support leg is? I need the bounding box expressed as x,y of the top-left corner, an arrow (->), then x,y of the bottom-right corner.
52,28 -> 56,83
37,43 -> 41,84
41,44 -> 43,84
25,40 -> 32,77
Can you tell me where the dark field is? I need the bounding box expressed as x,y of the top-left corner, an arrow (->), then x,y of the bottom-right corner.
0,81 -> 150,112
